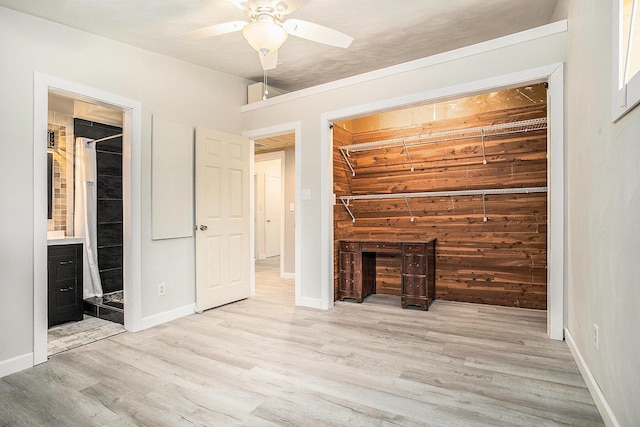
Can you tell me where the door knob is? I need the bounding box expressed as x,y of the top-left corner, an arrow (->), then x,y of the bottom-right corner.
267,219 -> 271,223
199,225 -> 208,231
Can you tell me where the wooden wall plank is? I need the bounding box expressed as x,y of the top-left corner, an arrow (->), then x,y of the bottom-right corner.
333,126 -> 355,301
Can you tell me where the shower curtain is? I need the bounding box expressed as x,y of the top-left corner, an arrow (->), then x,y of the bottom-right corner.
75,137 -> 103,299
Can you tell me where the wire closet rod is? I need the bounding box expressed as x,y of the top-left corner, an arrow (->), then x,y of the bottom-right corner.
340,117 -> 547,153
88,133 -> 123,144
339,186 -> 548,202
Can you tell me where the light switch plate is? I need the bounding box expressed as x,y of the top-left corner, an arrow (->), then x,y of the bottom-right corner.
301,189 -> 311,201
289,203 -> 295,212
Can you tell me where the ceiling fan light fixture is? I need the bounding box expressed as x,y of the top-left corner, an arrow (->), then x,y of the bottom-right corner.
242,16 -> 288,55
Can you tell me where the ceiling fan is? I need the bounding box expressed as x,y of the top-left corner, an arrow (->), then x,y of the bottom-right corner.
182,0 -> 354,71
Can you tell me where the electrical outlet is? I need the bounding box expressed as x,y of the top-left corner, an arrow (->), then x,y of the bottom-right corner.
158,282 -> 166,296
593,323 -> 599,350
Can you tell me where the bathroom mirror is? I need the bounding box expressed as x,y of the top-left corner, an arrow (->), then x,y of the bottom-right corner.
47,151 -> 53,219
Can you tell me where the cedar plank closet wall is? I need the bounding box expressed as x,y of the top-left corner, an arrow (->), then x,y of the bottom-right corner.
333,84 -> 548,309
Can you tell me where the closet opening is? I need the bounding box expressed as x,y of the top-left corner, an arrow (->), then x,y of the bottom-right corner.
332,83 -> 549,311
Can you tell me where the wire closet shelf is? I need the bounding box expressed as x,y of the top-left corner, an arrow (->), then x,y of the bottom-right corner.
338,186 -> 548,223
338,117 -> 547,176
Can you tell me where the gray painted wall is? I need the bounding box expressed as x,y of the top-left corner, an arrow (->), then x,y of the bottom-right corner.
284,148 -> 295,275
566,1 -> 640,424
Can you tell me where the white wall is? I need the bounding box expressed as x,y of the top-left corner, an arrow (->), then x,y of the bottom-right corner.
0,7 -> 249,371
565,1 -> 640,425
283,148 -> 295,276
241,27 -> 567,307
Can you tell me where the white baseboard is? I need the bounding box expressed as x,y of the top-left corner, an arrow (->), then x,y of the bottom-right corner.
281,272 -> 295,280
565,328 -> 620,427
295,296 -> 323,309
0,353 -> 34,379
141,303 -> 196,330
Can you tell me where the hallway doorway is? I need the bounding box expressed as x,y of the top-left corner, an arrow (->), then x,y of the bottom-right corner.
253,133 -> 296,280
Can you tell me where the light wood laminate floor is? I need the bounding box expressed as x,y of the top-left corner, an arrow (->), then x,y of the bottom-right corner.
0,257 -> 603,426
48,315 -> 126,356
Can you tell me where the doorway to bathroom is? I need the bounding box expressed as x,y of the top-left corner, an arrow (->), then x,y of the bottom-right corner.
46,95 -> 126,355
34,72 -> 143,365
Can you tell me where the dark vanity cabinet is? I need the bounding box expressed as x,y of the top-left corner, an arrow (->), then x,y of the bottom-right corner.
48,244 -> 83,327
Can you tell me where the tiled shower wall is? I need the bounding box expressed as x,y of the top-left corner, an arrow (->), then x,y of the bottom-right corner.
74,118 -> 124,295
48,110 -> 74,235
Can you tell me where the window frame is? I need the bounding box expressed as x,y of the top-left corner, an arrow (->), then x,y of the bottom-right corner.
613,0 -> 640,121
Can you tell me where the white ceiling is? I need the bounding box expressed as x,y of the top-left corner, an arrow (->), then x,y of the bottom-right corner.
0,0 -> 561,93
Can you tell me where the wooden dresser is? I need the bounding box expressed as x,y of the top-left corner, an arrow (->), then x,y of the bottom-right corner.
338,239 -> 436,310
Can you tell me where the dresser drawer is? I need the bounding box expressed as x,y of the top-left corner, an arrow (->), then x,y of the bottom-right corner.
339,272 -> 357,290
340,252 -> 360,272
340,241 -> 359,252
53,278 -> 80,310
404,253 -> 426,275
402,275 -> 426,297
403,244 -> 426,254
361,242 -> 400,253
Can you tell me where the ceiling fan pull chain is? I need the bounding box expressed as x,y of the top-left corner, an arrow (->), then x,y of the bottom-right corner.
263,68 -> 269,100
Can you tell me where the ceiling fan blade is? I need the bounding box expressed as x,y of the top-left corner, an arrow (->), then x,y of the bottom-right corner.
283,19 -> 353,48
181,21 -> 248,40
259,50 -> 278,70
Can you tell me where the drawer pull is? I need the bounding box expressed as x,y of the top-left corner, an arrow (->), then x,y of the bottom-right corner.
59,260 -> 73,265
59,286 -> 74,292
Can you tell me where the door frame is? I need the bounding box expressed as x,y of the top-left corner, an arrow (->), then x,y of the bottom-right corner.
320,63 -> 566,340
243,122 -> 301,300
33,73 -> 143,365
255,151 -> 286,268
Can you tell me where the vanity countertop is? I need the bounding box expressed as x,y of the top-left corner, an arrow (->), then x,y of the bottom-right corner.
47,237 -> 84,246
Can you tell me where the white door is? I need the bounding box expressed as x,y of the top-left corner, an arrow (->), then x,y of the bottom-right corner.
264,174 -> 281,257
195,127 -> 250,312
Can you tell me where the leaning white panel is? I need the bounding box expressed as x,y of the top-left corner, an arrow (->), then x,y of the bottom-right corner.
151,116 -> 194,240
